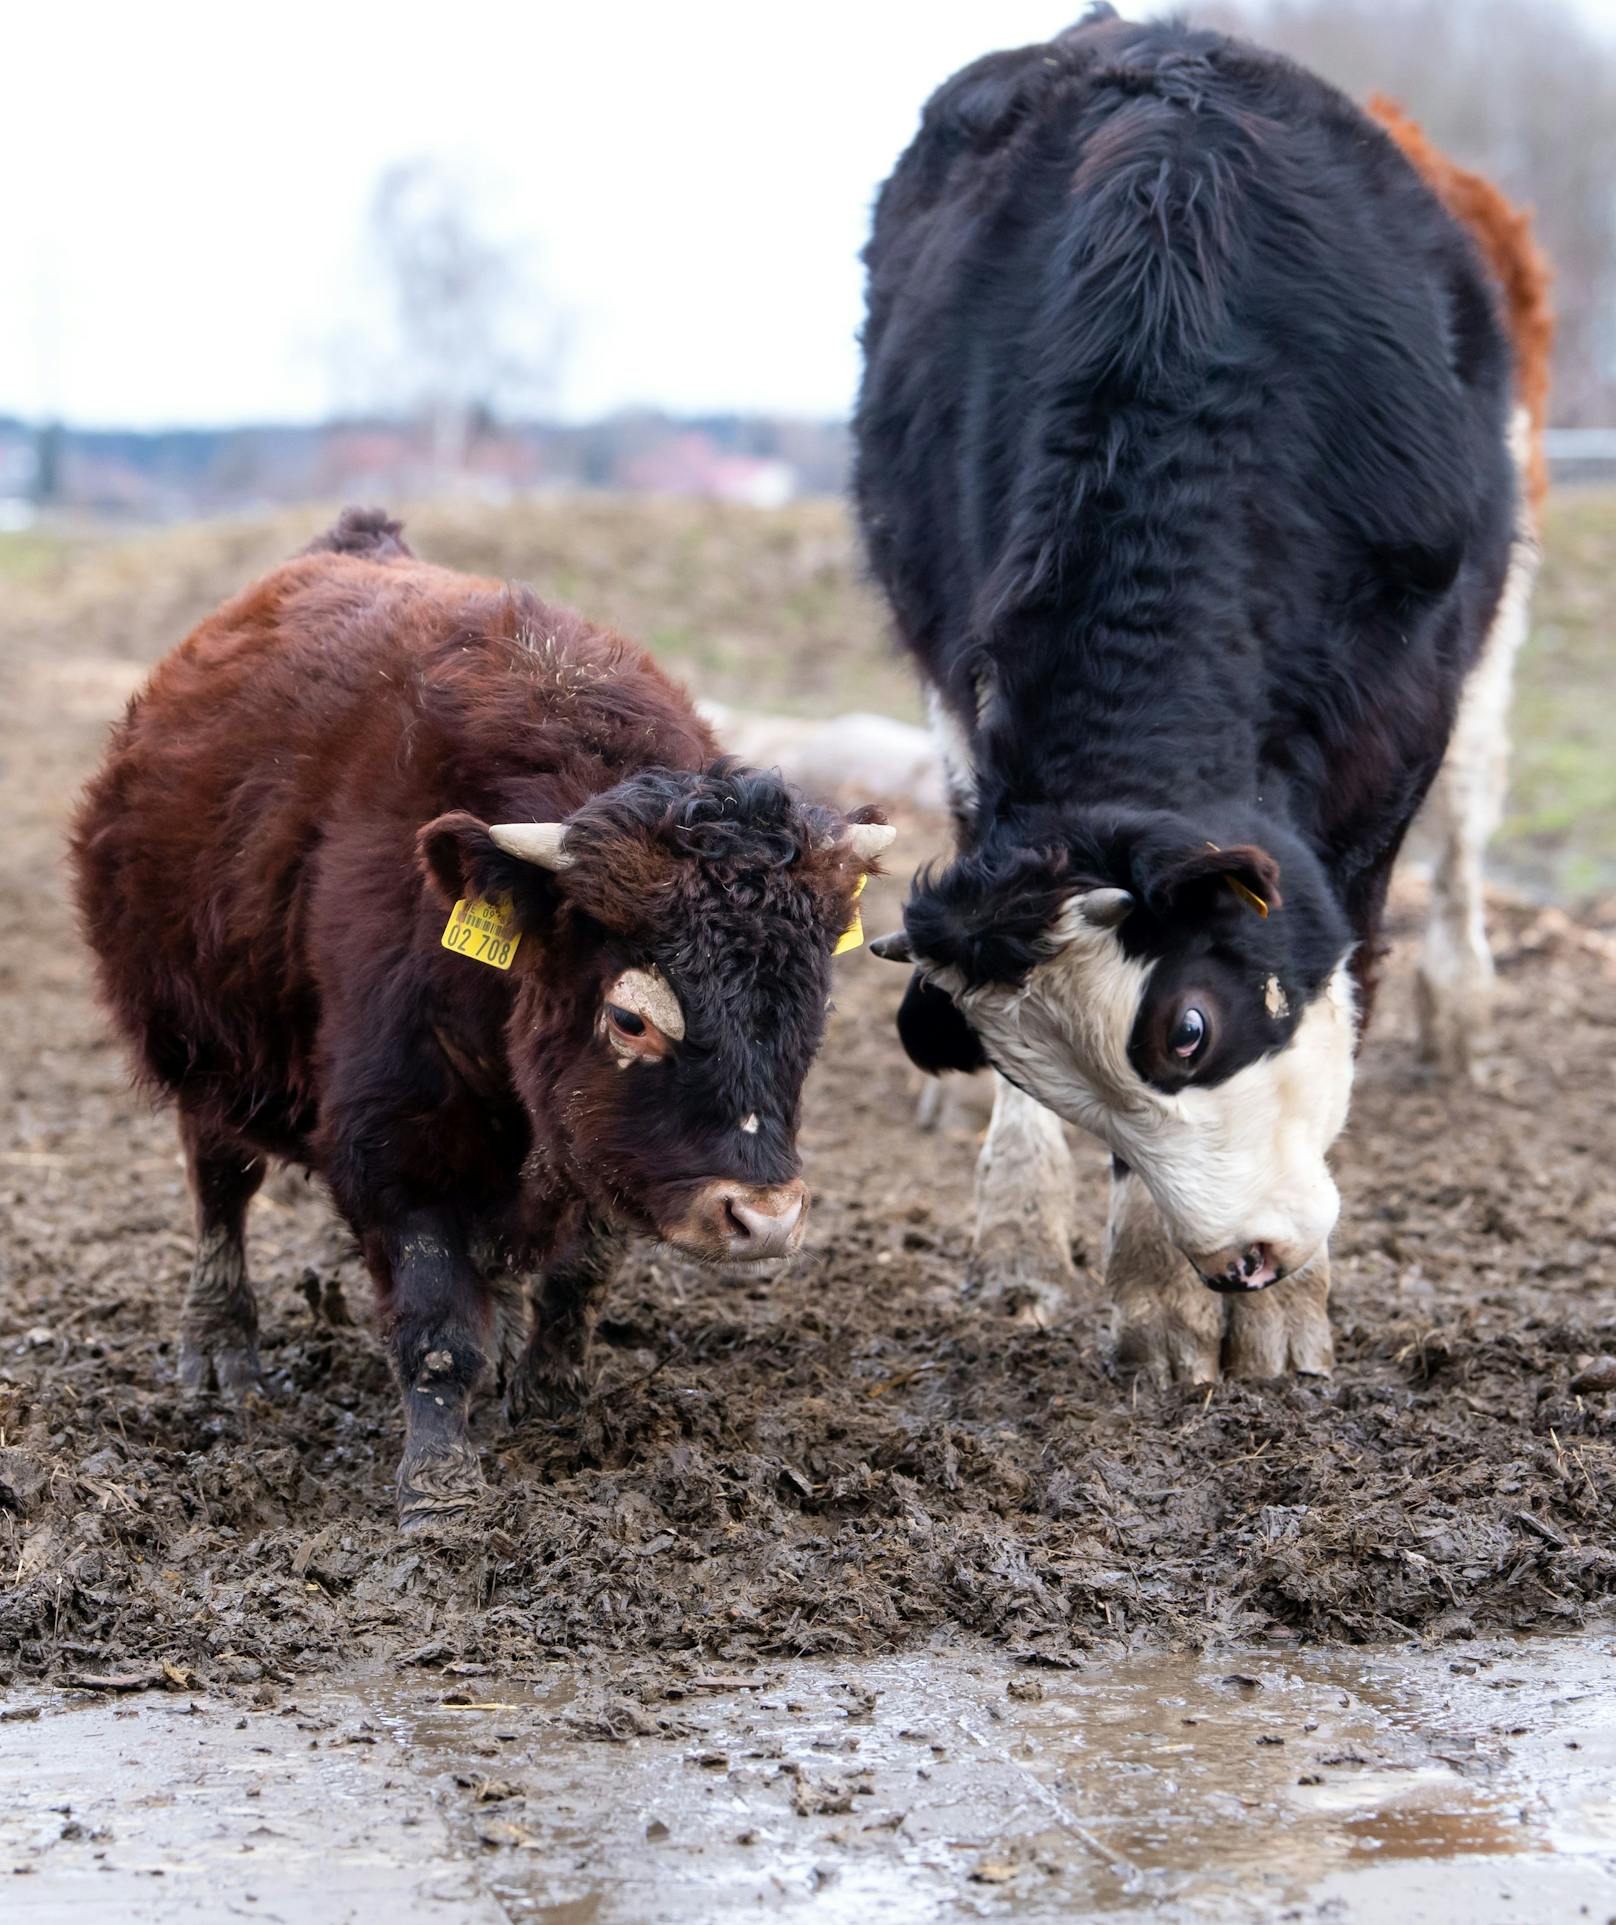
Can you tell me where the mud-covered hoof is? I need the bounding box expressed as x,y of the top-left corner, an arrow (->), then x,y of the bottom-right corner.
967,1236 -> 1074,1325
178,1336 -> 263,1397
397,1441 -> 485,1530
1413,970 -> 1493,1085
503,1362 -> 590,1429
1115,1316 -> 1222,1386
1222,1272 -> 1334,1380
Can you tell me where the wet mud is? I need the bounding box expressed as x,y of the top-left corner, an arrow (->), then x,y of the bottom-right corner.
3,518 -> 1616,1698
4,1635 -> 1614,1920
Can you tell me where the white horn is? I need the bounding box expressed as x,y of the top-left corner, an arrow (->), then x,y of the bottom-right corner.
1080,887 -> 1134,929
844,823 -> 897,862
489,823 -> 575,872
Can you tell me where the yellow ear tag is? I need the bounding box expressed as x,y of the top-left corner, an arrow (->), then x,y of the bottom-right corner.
1224,875 -> 1269,919
833,873 -> 868,956
441,893 -> 522,970
1205,842 -> 1268,919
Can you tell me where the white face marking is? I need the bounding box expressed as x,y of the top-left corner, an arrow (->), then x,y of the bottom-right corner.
930,892 -> 1356,1275
604,967 -> 685,1040
1263,974 -> 1289,1020
740,1112 -> 760,1135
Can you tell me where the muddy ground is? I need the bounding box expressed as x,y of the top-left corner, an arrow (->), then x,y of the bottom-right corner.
7,1636 -> 1615,1919
2,504 -> 1615,1700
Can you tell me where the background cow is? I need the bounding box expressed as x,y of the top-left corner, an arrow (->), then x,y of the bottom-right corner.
71,508 -> 893,1523
855,8 -> 1552,1381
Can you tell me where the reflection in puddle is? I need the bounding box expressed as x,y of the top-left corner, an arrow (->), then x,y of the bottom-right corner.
4,1632 -> 1614,1922
369,1631 -> 1616,1920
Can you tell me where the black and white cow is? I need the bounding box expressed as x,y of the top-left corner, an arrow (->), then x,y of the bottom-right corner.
855,9 -> 1542,1379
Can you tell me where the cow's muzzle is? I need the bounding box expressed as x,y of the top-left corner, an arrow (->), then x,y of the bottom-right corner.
1194,1243 -> 1284,1293
667,1178 -> 809,1263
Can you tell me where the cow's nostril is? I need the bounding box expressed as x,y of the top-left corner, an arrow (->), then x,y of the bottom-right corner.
723,1185 -> 807,1258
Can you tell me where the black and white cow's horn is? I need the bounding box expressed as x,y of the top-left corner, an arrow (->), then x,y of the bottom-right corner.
843,823 -> 897,862
489,822 -> 575,871
1081,887 -> 1134,928
869,930 -> 915,962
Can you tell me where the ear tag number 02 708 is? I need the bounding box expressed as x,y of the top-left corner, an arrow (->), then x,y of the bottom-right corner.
834,873 -> 869,957
441,893 -> 522,971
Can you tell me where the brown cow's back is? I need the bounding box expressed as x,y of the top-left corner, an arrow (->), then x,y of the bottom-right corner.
71,546 -> 713,1152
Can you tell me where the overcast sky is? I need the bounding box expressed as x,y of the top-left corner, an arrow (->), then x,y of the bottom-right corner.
5,0 -> 1614,429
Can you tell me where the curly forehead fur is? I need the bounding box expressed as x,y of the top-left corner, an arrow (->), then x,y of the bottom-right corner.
556,760 -> 862,953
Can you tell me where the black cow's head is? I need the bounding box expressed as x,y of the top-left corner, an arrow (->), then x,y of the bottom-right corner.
422,763 -> 889,1261
874,809 -> 1358,1290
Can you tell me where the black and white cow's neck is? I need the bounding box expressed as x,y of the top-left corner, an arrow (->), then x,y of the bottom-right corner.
856,9 -> 1518,1290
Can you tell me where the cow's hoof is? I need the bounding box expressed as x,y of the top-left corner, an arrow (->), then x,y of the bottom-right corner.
503,1362 -> 590,1428
1115,1311 -> 1222,1386
397,1441 -> 484,1530
968,1235 -> 1074,1324
178,1335 -> 263,1397
1413,970 -> 1493,1084
1221,1267 -> 1334,1380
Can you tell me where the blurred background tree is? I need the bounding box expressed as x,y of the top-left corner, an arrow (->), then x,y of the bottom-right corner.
364,159 -> 567,477
1208,0 -> 1616,421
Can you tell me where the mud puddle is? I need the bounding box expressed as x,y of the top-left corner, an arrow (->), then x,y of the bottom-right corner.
5,1632 -> 1613,1922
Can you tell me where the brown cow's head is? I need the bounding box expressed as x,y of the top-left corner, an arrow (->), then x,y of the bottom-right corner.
421,763 -> 890,1262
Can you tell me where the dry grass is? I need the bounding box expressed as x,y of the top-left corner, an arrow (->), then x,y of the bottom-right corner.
4,485 -> 1610,890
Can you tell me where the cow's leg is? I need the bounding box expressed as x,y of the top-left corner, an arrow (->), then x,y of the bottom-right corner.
177,1112 -> 266,1394
1416,527 -> 1538,1078
1221,1250 -> 1334,1379
505,1216 -> 626,1426
1106,1165 -> 1223,1384
1107,1167 -> 1335,1382
370,1210 -> 492,1528
969,1074 -> 1076,1318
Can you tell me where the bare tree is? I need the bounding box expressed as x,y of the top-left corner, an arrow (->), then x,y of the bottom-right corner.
1202,0 -> 1616,421
366,160 -> 564,474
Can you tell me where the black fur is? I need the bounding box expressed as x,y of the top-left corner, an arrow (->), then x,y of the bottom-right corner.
855,12 -> 1516,1072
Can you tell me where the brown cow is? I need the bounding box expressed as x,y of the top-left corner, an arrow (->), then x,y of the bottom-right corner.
1367,97 -> 1555,1077
71,509 -> 893,1524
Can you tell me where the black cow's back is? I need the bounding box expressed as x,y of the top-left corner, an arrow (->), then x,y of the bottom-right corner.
854,9 -> 1516,892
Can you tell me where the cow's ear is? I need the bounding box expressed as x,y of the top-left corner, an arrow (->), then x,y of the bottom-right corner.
1143,841 -> 1283,919
896,970 -> 988,1075
417,812 -> 560,927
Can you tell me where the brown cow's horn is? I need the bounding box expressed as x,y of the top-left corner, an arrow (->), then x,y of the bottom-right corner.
869,930 -> 914,963
844,822 -> 897,862
489,823 -> 574,871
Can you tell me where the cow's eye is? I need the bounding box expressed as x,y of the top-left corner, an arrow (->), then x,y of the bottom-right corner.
1169,1007 -> 1207,1060
606,1004 -> 646,1037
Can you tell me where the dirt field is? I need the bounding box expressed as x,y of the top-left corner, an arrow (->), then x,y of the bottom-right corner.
2,500 -> 1614,1698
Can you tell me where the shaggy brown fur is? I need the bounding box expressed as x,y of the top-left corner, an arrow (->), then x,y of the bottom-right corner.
72,511 -> 883,1521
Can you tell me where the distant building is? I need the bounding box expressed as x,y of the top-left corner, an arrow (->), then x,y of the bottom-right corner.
620,432 -> 797,506
0,422 -> 38,530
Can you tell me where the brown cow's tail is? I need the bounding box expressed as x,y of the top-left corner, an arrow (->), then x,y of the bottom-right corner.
301,506 -> 414,561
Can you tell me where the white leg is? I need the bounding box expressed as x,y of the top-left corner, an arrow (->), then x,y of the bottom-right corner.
1416,526 -> 1539,1077
969,1073 -> 1077,1319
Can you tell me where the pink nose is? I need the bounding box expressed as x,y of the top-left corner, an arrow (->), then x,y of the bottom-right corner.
725,1185 -> 806,1257
694,1178 -> 808,1260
